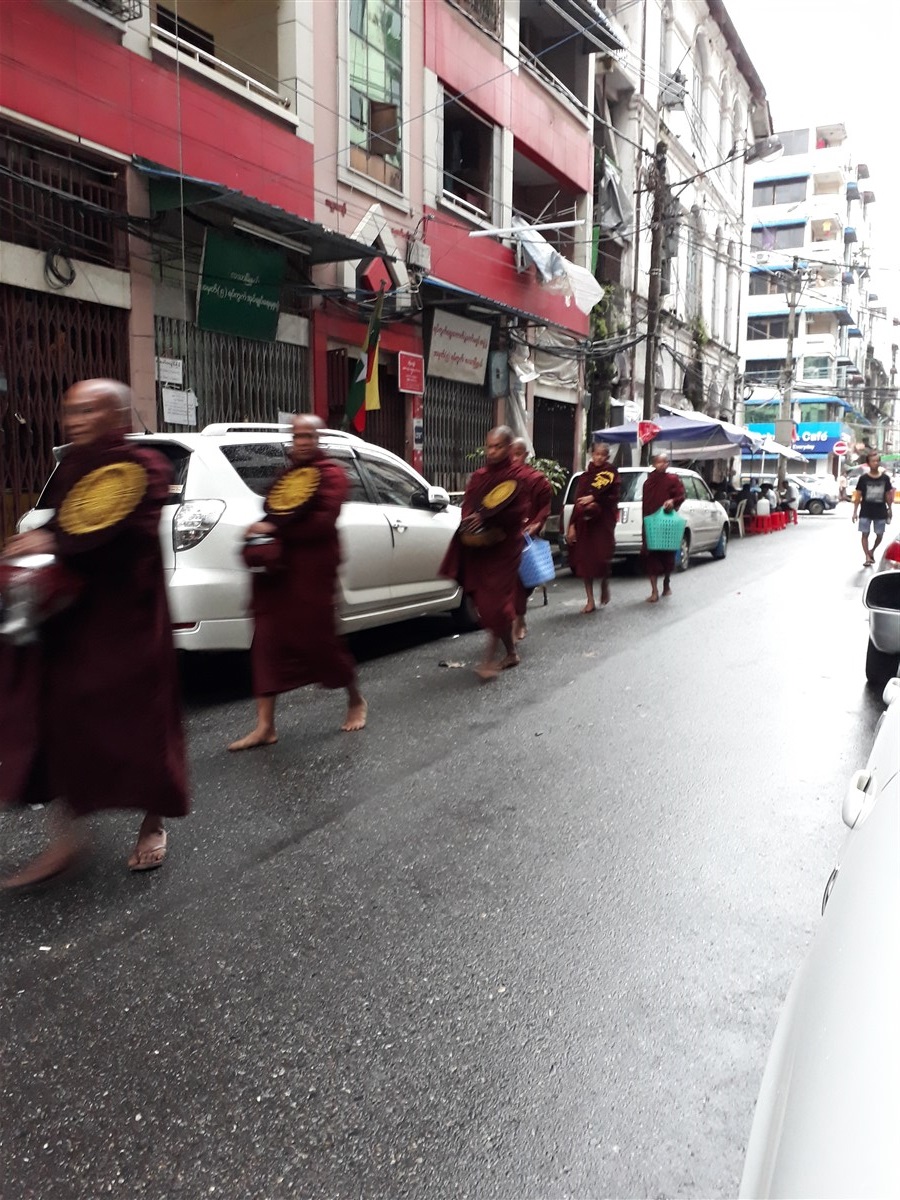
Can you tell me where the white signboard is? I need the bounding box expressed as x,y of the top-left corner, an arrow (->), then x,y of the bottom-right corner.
162,387 -> 198,427
155,357 -> 184,386
428,309 -> 491,385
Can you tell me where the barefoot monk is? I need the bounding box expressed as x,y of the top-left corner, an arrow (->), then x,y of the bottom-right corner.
567,440 -> 620,614
440,426 -> 528,680
509,437 -> 553,642
228,415 -> 366,751
0,379 -> 189,890
641,451 -> 686,603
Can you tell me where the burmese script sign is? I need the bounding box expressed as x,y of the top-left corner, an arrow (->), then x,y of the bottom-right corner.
428,310 -> 491,385
197,230 -> 285,341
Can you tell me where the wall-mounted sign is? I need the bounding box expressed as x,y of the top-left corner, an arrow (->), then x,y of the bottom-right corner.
197,230 -> 285,342
748,421 -> 845,456
412,416 -> 424,447
398,351 -> 425,394
155,356 -> 183,386
427,310 -> 491,385
162,387 -> 198,426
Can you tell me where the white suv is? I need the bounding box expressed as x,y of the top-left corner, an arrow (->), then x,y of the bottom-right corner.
19,424 -> 469,651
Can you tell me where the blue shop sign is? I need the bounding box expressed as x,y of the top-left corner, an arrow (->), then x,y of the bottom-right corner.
747,421 -> 844,456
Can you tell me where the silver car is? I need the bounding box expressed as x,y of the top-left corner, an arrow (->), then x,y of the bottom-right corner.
18,424 -> 470,652
740,676 -> 900,1198
560,466 -> 730,570
863,531 -> 900,686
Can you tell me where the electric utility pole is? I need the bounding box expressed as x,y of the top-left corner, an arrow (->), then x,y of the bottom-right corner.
642,141 -> 667,465
777,257 -> 804,488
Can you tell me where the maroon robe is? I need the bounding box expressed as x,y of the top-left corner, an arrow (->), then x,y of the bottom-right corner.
641,468 -> 686,576
568,461 -> 620,581
514,466 -> 554,617
0,434 -> 189,818
440,458 -> 528,637
249,451 -> 356,697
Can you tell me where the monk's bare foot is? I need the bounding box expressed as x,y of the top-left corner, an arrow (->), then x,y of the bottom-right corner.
581,603 -> 596,614
600,582 -> 611,606
228,728 -> 278,752
500,653 -> 520,670
128,828 -> 167,872
1,841 -> 82,892
475,662 -> 501,681
662,585 -> 672,598
646,593 -> 659,604
341,699 -> 367,732
514,618 -> 527,641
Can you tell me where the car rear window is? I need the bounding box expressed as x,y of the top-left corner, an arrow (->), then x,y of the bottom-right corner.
219,442 -> 289,495
619,471 -> 648,502
32,440 -> 191,508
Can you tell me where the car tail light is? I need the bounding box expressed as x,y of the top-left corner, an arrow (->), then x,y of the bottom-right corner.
884,539 -> 900,565
173,500 -> 226,552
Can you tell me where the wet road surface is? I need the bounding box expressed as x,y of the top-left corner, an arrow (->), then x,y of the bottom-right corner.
1,506 -> 885,1199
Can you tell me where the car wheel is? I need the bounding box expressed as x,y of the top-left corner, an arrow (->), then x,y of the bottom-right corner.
808,499 -> 825,516
865,639 -> 900,688
451,593 -> 481,632
676,532 -> 690,572
710,526 -> 728,560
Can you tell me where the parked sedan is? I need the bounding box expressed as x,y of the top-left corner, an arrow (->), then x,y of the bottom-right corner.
863,532 -> 900,687
18,424 -> 470,651
740,676 -> 900,1198
560,466 -> 729,571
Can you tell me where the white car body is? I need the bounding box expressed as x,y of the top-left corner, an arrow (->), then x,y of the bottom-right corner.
740,677 -> 900,1198
561,466 -> 729,570
862,532 -> 900,686
18,424 -> 466,652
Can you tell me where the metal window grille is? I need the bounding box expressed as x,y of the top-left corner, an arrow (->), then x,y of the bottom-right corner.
1,285 -> 129,541
533,396 -> 576,467
81,0 -> 144,21
449,0 -> 502,35
423,376 -> 495,491
154,318 -> 309,430
0,128 -> 128,270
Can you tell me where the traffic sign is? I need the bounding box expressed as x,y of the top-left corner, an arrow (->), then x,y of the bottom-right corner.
833,440 -> 848,456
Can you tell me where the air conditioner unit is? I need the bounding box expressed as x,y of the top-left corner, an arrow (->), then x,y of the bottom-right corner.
754,252 -> 770,266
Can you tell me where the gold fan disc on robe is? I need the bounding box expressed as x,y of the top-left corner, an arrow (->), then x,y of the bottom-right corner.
267,466 -> 321,514
58,462 -> 148,535
481,479 -> 517,510
591,470 -> 615,492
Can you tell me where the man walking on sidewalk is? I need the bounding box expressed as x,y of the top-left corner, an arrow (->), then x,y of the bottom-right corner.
852,452 -> 894,566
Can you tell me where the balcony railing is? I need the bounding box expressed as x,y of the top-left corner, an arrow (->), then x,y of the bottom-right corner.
80,0 -> 143,20
150,23 -> 291,111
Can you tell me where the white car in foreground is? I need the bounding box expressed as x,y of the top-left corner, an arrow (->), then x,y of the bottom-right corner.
740,676 -> 900,1198
560,466 -> 729,570
19,424 -> 469,651
863,532 -> 900,687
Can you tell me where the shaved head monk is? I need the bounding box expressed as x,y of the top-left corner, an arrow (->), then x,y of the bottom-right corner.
229,414 -> 366,750
641,451 -> 686,602
440,425 -> 528,680
567,441 -> 620,613
509,437 -> 553,641
0,378 -> 189,890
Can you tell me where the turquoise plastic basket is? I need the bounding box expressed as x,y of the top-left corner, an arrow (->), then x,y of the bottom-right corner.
643,507 -> 686,551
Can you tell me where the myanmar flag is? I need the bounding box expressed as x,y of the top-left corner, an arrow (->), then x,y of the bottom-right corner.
345,286 -> 385,433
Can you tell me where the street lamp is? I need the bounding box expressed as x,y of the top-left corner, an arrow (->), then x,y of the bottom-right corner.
776,257 -> 806,488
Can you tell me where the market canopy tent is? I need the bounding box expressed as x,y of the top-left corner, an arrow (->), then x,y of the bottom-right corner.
592,413 -> 762,460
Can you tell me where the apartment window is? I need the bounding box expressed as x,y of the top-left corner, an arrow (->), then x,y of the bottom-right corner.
747,316 -> 789,341
156,4 -> 214,56
749,272 -> 788,296
449,0 -> 502,35
519,0 -> 590,111
752,177 -> 807,207
751,223 -> 805,251
803,355 -> 833,381
806,312 -> 838,336
779,129 -> 810,156
442,100 -> 496,220
810,218 -> 839,243
349,0 -> 403,190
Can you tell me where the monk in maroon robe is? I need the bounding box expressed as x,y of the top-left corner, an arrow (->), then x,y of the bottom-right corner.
567,440 -> 620,613
228,415 -> 366,750
440,426 -> 528,680
641,451 -> 686,602
0,379 -> 189,890
510,437 -> 554,641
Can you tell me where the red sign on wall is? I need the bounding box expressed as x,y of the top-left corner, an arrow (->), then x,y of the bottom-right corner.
398,351 -> 425,394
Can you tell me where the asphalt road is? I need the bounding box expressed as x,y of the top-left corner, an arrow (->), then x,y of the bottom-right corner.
1,504 -> 886,1200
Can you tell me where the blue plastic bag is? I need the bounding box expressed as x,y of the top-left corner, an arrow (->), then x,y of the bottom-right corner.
518,534 -> 555,588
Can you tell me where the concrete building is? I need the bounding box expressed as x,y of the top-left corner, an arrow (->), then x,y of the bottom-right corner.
0,0 -> 615,539
740,121 -> 897,474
